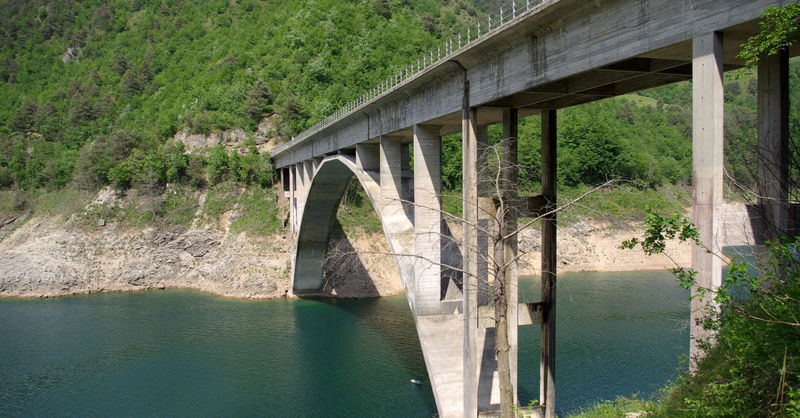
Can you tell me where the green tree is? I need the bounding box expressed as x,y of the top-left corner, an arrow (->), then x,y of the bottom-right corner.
739,2 -> 800,67
206,145 -> 230,185
164,143 -> 189,183
12,99 -> 38,132
244,79 -> 273,124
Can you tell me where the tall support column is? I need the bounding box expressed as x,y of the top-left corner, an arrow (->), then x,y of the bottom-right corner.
463,110 -> 494,414
463,102 -> 479,417
413,124 -> 443,314
380,136 -> 404,221
540,109 -> 557,418
501,108 -> 520,406
296,160 -> 313,228
297,163 -> 306,232
757,49 -> 790,242
289,164 -> 297,236
691,31 -> 724,362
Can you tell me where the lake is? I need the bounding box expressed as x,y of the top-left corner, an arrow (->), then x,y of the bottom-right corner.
0,270 -> 688,416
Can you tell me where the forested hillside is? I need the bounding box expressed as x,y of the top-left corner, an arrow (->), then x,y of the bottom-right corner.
1,0 -> 797,218
0,0 -> 483,192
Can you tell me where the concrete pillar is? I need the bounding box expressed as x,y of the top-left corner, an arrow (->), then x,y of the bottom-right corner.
313,157 -> 323,174
757,48 -> 790,242
502,108 -> 520,405
401,142 -> 410,170
295,163 -> 304,232
463,106 -> 497,415
413,124 -> 443,313
540,109 -> 557,418
356,143 -> 380,171
296,160 -> 314,228
463,105 -> 480,417
289,164 -> 297,235
691,31 -> 724,362
304,160 -> 315,188
380,136 -> 405,224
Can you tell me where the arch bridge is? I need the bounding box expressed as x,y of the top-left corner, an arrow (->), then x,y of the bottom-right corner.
272,1 -> 797,416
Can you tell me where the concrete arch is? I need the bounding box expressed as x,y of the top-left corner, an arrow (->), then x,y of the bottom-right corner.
292,155 -> 413,295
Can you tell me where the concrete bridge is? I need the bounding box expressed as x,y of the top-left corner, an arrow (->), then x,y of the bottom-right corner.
271,1 -> 796,416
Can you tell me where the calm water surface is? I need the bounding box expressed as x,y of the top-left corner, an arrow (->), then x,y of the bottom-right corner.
0,271 -> 688,416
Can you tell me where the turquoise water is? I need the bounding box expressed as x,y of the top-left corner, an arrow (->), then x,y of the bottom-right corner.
0,271 -> 688,416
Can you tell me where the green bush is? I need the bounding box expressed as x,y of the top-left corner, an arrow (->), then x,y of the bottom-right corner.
658,239 -> 800,417
164,143 -> 189,183
206,145 -> 230,185
620,212 -> 800,417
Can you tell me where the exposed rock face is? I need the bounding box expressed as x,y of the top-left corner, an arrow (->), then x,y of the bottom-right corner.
172,114 -> 283,154
173,127 -> 249,152
3,189 -> 752,300
0,214 -> 694,300
0,216 -> 292,299
60,46 -> 81,63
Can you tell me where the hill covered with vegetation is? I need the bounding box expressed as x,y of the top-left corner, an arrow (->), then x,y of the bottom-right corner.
0,0 -> 796,221
0,0 -> 485,192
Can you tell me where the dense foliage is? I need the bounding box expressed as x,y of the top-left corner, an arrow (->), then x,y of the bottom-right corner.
618,211 -> 800,418
740,2 -> 800,67
1,0 -> 797,218
0,0 -> 481,192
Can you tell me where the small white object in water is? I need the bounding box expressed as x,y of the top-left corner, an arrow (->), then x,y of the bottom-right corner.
410,379 -> 422,385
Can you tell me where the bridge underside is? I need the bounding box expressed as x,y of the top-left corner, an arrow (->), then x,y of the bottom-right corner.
275,1 -> 797,417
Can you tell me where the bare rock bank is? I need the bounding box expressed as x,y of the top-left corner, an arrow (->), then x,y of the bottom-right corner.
3,201 -> 758,300
0,216 -> 293,299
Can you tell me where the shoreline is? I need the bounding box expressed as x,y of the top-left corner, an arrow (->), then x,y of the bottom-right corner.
0,267 -> 684,301
1,203 -> 755,301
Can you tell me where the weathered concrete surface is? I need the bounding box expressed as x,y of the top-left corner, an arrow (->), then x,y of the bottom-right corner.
757,49 -> 790,242
413,125 -> 444,316
690,31 -> 725,362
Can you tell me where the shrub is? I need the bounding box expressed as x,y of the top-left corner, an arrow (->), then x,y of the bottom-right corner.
206,145 -> 229,184
622,213 -> 800,417
164,143 -> 189,183
244,79 -> 273,123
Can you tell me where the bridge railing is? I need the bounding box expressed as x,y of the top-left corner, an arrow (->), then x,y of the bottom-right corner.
272,0 -> 546,158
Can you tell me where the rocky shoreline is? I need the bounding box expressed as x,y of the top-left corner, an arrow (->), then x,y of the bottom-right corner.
0,211 -> 700,300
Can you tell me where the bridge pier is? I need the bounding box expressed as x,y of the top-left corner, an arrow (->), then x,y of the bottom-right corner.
413,124 -> 444,314
540,109 -> 557,417
690,31 -> 725,362
757,48 -> 790,243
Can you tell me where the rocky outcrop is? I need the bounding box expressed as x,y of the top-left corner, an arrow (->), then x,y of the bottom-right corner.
60,46 -> 81,63
173,114 -> 283,154
0,216 -> 292,299
2,195 -> 754,300
0,213 -> 695,299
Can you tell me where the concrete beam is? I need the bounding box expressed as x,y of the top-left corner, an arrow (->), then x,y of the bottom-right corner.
691,31 -> 724,363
